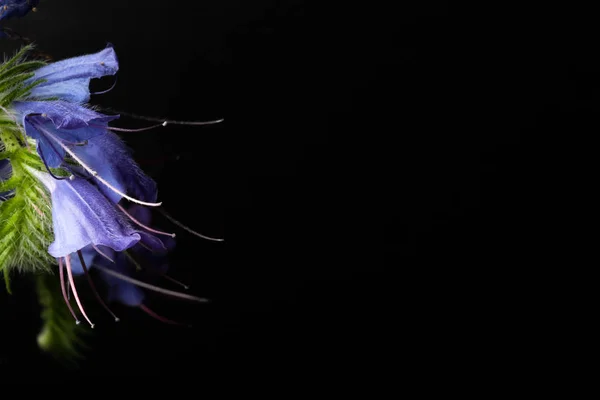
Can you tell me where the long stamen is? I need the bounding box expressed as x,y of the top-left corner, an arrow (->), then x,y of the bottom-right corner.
95,107 -> 224,126
90,76 -> 118,95
36,123 -> 162,207
60,138 -> 88,146
158,208 -> 224,242
139,304 -> 190,327
77,250 -> 120,322
65,254 -> 95,328
117,204 -> 175,238
93,264 -> 209,303
58,258 -> 80,324
94,122 -> 167,133
163,275 -> 190,290
92,244 -> 114,263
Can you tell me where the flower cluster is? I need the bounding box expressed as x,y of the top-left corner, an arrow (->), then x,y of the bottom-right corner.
0,44 -> 220,358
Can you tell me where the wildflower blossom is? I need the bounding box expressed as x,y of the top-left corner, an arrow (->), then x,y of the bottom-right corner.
11,44 -> 120,168
69,205 -> 178,308
0,45 -> 222,359
27,168 -> 141,258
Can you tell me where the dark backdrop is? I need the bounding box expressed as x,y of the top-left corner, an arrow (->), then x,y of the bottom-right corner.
0,0 -> 573,382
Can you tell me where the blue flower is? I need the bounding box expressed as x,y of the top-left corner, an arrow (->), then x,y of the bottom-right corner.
68,205 -> 171,307
1,44 -> 215,344
13,104 -> 118,168
0,0 -> 39,21
22,44 -> 118,104
70,131 -> 158,204
9,45 -> 119,168
27,168 -> 141,258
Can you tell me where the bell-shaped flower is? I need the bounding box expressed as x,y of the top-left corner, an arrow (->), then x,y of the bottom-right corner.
27,167 -> 140,258
68,205 -> 172,305
8,45 -> 119,168
64,204 -> 200,327
21,44 -> 118,104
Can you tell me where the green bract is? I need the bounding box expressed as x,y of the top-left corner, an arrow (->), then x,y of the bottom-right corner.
1,47 -> 83,361
0,46 -> 56,283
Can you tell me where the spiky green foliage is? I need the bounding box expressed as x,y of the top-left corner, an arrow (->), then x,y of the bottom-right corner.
0,45 -> 47,107
36,272 -> 86,364
0,46 -> 87,362
0,45 -> 55,283
0,136 -> 55,276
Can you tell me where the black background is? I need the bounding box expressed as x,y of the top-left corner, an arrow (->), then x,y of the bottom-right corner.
0,1 -> 586,382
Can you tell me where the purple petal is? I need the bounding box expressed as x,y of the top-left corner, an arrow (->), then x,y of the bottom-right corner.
71,132 -> 157,203
23,119 -> 65,168
137,231 -> 169,254
124,205 -> 173,253
12,100 -> 118,130
29,169 -> 141,258
27,45 -> 119,104
12,100 -> 118,168
22,117 -> 113,168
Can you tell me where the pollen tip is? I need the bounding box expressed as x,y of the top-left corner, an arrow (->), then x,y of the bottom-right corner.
41,113 -> 47,118
171,233 -> 176,238
76,320 -> 81,325
115,317 -> 121,322
162,121 -> 168,127
184,285 -> 190,290
90,324 -> 96,329
32,7 -> 38,12
68,175 -> 75,181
